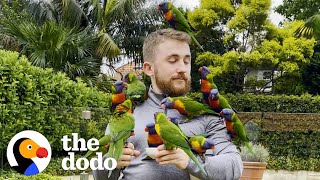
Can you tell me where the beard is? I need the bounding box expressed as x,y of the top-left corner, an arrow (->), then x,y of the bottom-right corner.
154,69 -> 191,97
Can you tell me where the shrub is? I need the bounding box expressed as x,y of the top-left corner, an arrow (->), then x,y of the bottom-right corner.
0,50 -> 111,152
240,142 -> 269,162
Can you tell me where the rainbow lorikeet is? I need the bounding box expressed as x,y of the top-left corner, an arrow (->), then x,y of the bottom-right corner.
107,100 -> 135,162
160,97 -> 219,121
124,72 -> 146,104
84,100 -> 135,165
188,135 -> 216,154
198,66 -> 218,105
145,122 -> 163,147
84,134 -> 111,159
208,89 -> 233,113
158,2 -> 204,51
220,108 -> 253,154
111,80 -> 127,112
154,112 -> 207,176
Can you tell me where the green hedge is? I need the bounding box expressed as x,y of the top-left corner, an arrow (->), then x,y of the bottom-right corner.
236,112 -> 320,171
0,170 -> 62,180
188,92 -> 320,171
188,92 -> 320,113
0,50 -> 111,152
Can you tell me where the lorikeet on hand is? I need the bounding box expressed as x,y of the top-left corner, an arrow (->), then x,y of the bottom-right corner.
154,112 -> 207,176
84,100 -> 135,163
160,97 -> 219,121
145,122 -> 163,147
158,2 -> 204,51
107,100 -> 135,162
220,108 -> 253,154
84,134 -> 111,159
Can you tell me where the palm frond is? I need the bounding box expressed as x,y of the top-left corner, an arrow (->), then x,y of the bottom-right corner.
104,0 -> 145,25
96,31 -> 121,60
294,14 -> 320,40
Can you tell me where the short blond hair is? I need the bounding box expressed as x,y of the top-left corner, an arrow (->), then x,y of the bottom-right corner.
143,28 -> 191,62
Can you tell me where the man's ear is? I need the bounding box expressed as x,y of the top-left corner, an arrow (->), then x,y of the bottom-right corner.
143,62 -> 154,76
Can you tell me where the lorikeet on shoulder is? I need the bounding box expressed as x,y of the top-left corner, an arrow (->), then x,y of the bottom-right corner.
208,89 -> 232,113
220,108 -> 253,154
124,72 -> 147,104
198,66 -> 218,104
111,80 -> 127,112
160,96 -> 219,121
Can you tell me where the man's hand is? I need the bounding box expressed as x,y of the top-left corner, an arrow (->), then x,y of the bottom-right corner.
155,144 -> 190,169
116,143 -> 140,168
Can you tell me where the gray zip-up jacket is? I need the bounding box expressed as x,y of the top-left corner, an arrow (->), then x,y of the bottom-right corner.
93,87 -> 243,180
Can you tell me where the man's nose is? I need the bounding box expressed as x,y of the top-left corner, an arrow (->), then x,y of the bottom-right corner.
176,60 -> 188,73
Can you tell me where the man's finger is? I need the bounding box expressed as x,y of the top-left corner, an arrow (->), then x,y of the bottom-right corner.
158,159 -> 175,165
126,143 -> 135,150
133,150 -> 140,157
119,154 -> 132,161
157,144 -> 165,150
156,149 -> 177,158
123,148 -> 134,155
156,154 -> 177,162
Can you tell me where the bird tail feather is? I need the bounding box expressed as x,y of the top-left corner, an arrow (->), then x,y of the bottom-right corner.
188,31 -> 204,51
184,148 -> 208,177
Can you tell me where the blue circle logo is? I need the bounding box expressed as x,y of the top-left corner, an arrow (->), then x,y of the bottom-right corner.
6,130 -> 52,176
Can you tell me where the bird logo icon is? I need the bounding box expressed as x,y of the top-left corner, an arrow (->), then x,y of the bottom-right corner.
7,130 -> 51,176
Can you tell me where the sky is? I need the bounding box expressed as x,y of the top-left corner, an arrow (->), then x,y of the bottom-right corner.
173,0 -> 285,26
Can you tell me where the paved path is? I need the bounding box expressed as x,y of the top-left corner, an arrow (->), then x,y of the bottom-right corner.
60,170 -> 320,180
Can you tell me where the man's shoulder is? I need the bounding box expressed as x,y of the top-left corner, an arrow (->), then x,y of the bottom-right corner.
192,114 -> 222,122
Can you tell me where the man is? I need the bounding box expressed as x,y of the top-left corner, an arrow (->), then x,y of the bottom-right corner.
93,28 -> 243,180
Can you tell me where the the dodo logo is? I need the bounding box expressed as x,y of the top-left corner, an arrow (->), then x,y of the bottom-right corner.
7,130 -> 51,176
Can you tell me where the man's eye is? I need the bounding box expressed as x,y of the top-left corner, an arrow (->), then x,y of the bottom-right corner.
168,59 -> 177,63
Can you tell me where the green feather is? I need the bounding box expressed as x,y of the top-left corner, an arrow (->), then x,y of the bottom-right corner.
125,72 -> 146,103
169,4 -> 204,51
171,97 -> 219,120
155,113 -> 207,176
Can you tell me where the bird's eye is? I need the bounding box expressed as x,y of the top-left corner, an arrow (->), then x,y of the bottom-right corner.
27,145 -> 32,150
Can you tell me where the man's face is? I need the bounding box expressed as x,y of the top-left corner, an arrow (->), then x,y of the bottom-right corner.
153,38 -> 191,96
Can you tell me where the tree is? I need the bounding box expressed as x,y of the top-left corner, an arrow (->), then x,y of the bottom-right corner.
275,0 -> 320,21
195,21 -> 315,94
301,43 -> 320,95
0,0 -> 157,81
190,0 -> 272,93
294,14 -> 320,40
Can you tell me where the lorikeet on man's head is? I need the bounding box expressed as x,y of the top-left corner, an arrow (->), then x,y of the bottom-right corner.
158,2 -> 204,51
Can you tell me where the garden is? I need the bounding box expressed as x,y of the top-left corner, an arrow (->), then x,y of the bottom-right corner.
0,0 -> 320,179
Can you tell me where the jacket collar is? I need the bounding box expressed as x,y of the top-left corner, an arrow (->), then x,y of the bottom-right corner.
145,86 -> 167,108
